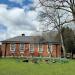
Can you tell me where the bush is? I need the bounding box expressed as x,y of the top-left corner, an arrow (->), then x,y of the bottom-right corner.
32,58 -> 39,64
22,59 -> 29,63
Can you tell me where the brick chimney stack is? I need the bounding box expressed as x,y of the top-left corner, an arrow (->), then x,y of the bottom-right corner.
22,34 -> 25,36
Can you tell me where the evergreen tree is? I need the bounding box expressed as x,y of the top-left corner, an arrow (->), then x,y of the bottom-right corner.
62,27 -> 75,53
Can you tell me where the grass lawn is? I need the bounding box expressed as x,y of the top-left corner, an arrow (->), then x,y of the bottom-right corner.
0,58 -> 75,75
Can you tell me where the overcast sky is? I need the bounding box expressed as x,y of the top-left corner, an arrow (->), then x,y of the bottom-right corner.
0,0 -> 41,41
0,0 -> 75,41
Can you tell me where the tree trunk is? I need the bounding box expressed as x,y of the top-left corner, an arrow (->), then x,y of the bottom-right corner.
48,43 -> 52,58
60,32 -> 66,57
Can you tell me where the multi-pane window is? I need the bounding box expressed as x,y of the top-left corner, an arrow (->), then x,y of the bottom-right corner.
19,44 -> 24,51
30,44 -> 34,53
10,44 -> 16,51
48,44 -> 52,52
39,44 -> 43,52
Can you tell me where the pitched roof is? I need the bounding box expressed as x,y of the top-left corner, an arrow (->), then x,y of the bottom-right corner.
2,36 -> 33,43
2,32 -> 61,44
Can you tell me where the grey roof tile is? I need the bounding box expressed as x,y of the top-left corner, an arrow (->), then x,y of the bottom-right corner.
2,32 -> 61,44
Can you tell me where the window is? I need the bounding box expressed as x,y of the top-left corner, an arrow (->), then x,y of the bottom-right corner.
10,44 -> 16,51
48,44 -> 52,52
39,44 -> 43,52
19,44 -> 24,51
30,44 -> 34,53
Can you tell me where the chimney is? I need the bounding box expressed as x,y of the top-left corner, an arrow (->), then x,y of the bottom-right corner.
22,34 -> 25,36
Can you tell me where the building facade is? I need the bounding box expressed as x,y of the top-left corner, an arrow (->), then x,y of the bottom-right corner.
1,34 -> 61,58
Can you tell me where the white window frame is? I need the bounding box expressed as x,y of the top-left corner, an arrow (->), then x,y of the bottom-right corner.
10,44 -> 16,51
29,44 -> 34,53
19,44 -> 25,51
47,44 -> 52,53
39,44 -> 43,53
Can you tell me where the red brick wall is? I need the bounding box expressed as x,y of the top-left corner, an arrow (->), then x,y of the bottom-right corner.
56,45 -> 61,57
6,43 -> 10,56
1,43 -> 61,57
0,45 -> 2,56
33,44 -> 39,56
24,44 -> 30,56
51,44 -> 61,57
1,44 -> 6,57
51,45 -> 56,57
15,44 -> 20,56
42,44 -> 48,57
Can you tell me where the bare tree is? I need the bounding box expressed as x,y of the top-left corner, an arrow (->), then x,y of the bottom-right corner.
55,0 -> 75,20
38,0 -> 75,57
39,0 -> 75,21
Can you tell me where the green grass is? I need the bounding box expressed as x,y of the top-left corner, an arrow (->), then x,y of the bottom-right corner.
0,58 -> 75,75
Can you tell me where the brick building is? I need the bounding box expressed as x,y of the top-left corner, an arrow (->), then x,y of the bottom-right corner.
1,34 -> 61,58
